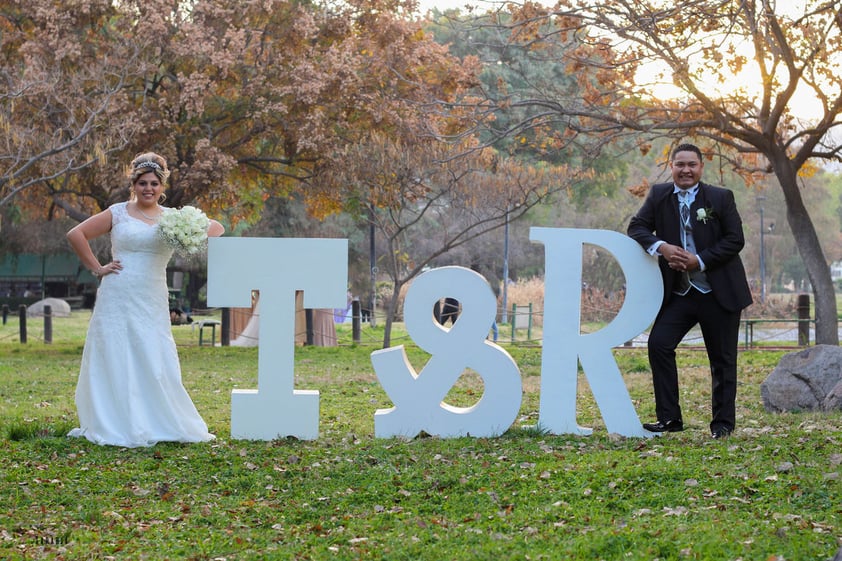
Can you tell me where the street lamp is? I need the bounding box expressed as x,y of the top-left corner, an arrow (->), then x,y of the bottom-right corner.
501,206 -> 509,324
368,206 -> 377,327
757,196 -> 774,303
758,196 -> 766,302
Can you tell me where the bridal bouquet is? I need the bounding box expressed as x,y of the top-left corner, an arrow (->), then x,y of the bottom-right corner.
158,206 -> 210,255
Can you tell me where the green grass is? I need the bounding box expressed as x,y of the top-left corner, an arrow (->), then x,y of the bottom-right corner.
0,311 -> 840,560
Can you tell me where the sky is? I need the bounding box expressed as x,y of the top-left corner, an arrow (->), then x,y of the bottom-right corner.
415,0 -> 486,14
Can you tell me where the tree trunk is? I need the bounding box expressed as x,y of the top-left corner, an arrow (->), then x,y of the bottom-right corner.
775,166 -> 838,345
381,279 -> 405,349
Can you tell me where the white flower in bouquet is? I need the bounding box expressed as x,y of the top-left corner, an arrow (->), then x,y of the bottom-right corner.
158,206 -> 210,255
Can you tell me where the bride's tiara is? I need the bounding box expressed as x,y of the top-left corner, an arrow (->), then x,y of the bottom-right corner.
135,161 -> 162,172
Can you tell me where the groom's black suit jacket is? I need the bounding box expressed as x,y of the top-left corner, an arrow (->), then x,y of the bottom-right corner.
628,181 -> 752,313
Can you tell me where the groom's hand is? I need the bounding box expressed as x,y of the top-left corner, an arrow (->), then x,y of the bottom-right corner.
680,253 -> 700,272
658,243 -> 684,265
661,246 -> 698,272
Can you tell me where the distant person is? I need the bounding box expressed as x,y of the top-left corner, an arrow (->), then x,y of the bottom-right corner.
66,152 -> 224,447
628,143 -> 752,439
170,307 -> 192,325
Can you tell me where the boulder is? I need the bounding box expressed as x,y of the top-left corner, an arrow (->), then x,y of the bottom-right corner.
760,345 -> 842,412
26,297 -> 72,318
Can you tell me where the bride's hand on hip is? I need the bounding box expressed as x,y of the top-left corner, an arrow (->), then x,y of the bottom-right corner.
96,260 -> 122,277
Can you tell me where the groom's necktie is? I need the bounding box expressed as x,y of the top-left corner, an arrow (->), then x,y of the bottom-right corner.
676,191 -> 692,294
679,191 -> 692,245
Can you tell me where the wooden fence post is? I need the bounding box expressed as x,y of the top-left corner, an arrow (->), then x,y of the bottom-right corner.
352,299 -> 361,344
221,307 -> 230,346
305,309 -> 314,346
18,304 -> 27,344
43,304 -> 52,344
797,294 -> 810,346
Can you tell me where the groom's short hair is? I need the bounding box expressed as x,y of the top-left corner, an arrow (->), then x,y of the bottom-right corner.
672,143 -> 703,161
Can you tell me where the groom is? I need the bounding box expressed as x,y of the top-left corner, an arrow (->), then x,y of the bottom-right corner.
628,143 -> 752,439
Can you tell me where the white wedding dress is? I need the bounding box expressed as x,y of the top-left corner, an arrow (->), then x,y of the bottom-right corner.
68,202 -> 214,447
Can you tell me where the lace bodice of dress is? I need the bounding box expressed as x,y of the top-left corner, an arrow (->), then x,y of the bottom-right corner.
109,202 -> 173,275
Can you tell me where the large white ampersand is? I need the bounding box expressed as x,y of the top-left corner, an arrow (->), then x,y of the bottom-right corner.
373,266 -> 523,438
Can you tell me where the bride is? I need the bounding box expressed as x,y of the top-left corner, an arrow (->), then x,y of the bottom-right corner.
66,152 -> 224,447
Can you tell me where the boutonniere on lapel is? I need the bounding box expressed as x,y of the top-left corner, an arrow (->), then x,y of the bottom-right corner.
696,207 -> 716,224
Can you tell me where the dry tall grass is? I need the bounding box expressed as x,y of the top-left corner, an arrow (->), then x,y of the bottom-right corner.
501,277 -> 545,326
502,277 -> 625,326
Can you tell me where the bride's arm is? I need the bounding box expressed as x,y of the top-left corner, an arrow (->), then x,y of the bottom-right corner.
208,219 -> 225,238
67,210 -> 120,277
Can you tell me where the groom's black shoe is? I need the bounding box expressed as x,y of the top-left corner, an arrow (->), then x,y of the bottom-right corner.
643,419 -> 684,433
711,426 -> 732,439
